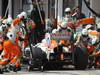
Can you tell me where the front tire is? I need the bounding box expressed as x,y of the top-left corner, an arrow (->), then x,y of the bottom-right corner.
74,46 -> 88,70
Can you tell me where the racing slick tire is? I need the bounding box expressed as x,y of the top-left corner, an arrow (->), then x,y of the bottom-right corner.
74,46 -> 88,70
29,47 -> 47,71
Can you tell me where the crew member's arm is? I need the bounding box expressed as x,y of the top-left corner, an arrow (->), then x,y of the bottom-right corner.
74,34 -> 81,45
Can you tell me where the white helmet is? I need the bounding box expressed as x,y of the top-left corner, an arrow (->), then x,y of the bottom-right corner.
52,29 -> 57,33
65,8 -> 71,12
7,16 -> 13,25
21,12 -> 27,19
41,39 -> 47,44
17,14 -> 22,18
17,11 -> 27,19
2,19 -> 8,29
91,36 -> 99,45
81,29 -> 88,35
60,22 -> 67,28
7,31 -> 16,42
85,24 -> 92,29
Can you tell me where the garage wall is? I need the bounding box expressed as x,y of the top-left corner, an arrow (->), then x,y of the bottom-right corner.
0,0 -> 2,17
13,0 -> 22,18
90,0 -> 100,14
